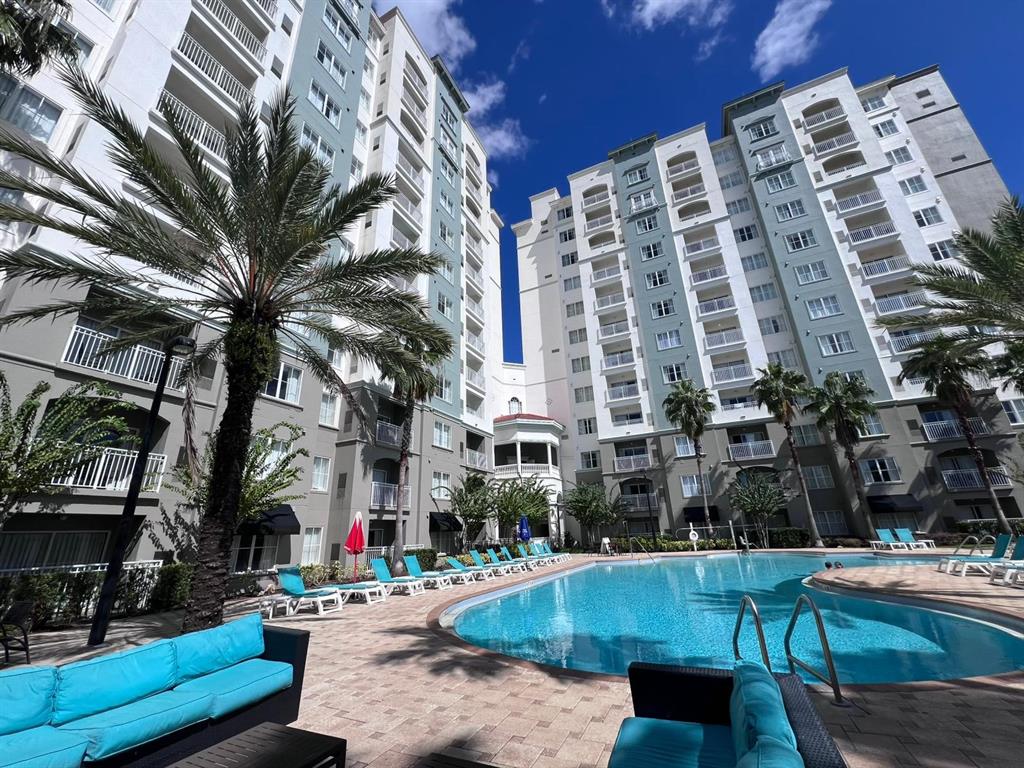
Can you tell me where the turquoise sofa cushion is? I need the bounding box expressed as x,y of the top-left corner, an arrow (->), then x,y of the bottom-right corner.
171,613 -> 265,684
174,658 -> 292,719
608,717 -> 735,768
56,689 -> 212,761
0,666 -> 57,735
737,736 -> 805,768
0,726 -> 89,768
730,662 -> 797,759
52,639 -> 177,726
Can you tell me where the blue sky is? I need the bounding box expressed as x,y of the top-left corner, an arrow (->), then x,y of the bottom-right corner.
374,0 -> 1024,364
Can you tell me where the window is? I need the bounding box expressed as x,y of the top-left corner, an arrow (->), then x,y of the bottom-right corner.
726,197 -> 751,215
439,221 -> 455,248
885,146 -> 913,165
508,397 -> 522,415
754,145 -> 790,169
635,214 -> 658,234
311,457 -> 330,492
749,282 -> 778,303
914,206 -> 943,227
928,239 -> 958,262
436,293 -> 454,320
651,299 -> 675,318
625,166 -> 649,185
680,474 -> 708,497
433,421 -> 452,449
561,251 -> 578,266
580,450 -> 601,470
264,362 -> 301,403
758,315 -> 787,335
308,80 -> 340,127
803,465 -> 834,490
435,375 -> 453,402
861,94 -> 886,112
859,457 -> 901,484
899,175 -> 927,195
765,170 -> 796,193
559,229 -> 576,243
792,261 -> 829,287
640,242 -> 664,261
568,328 -> 588,344
431,471 -> 451,499
785,229 -> 817,252
354,120 -> 368,146
440,189 -> 455,215
349,157 -> 363,183
441,103 -> 458,130
734,224 -> 759,242
774,199 -> 806,221
807,295 -> 842,319
1001,399 -> 1024,425
557,206 -> 573,221
439,156 -> 455,183
57,21 -> 93,64
563,275 -> 581,291
741,252 -> 769,272
300,125 -> 335,170
566,300 -> 585,318
792,424 -> 822,446
662,363 -> 687,383
674,436 -> 696,457
578,417 -> 597,435
817,331 -> 855,356
656,330 -> 682,350
719,170 -> 745,190
767,349 -> 799,369
323,6 -> 353,50
0,75 -> 62,141
873,119 -> 899,138
316,41 -> 347,87
574,386 -> 594,403
439,260 -> 454,283
712,145 -> 736,165
319,392 -> 339,426
859,412 -> 885,436
645,269 -> 669,289
629,189 -> 657,212
747,117 -> 777,140
570,356 -> 591,373
301,528 -> 323,564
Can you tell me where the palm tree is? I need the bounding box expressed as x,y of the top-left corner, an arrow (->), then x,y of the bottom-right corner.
0,0 -> 77,76
752,363 -> 823,547
0,67 -> 452,631
899,336 -> 1012,535
803,373 -> 879,540
663,380 -> 716,530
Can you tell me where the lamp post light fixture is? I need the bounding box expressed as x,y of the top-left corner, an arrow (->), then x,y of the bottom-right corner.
88,335 -> 196,646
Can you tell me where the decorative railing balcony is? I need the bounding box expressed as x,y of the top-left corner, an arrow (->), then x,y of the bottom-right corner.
52,447 -> 167,493
394,192 -> 423,225
607,383 -> 640,402
404,68 -> 428,102
586,214 -> 614,232
466,368 -> 486,390
922,417 -> 989,442
63,325 -> 186,389
697,296 -> 736,316
195,0 -> 266,61
494,463 -> 556,479
849,220 -> 898,244
375,421 -> 402,446
465,239 -> 482,263
158,90 -> 226,157
614,454 -> 651,472
875,291 -> 927,315
728,440 -> 775,461
390,228 -> 414,250
691,265 -> 728,285
396,155 -> 424,192
941,466 -> 1012,491
595,293 -> 626,311
465,448 -> 488,470
177,34 -> 251,105
466,266 -> 484,288
601,350 -> 635,370
889,329 -> 941,353
251,0 -> 278,18
621,494 -> 658,511
835,188 -> 884,214
666,158 -> 700,179
711,362 -> 754,384
672,183 -> 706,204
582,189 -> 610,208
705,328 -> 744,349
629,197 -> 657,214
466,331 -> 485,353
755,147 -> 792,171
812,131 -> 857,155
862,254 -> 912,279
370,481 -> 410,509
592,265 -> 621,283
803,105 -> 846,129
465,297 -> 484,319
685,237 -> 720,257
599,320 -> 630,339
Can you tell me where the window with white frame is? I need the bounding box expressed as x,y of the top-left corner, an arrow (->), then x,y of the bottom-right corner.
640,242 -> 664,261
563,275 -> 581,291
432,420 -> 452,449
747,117 -> 778,140
1001,399 -> 1024,425
559,229 -> 576,243
758,315 -> 787,335
435,375 -> 453,402
441,103 -> 458,130
885,146 -> 913,165
785,229 -> 817,252
580,450 -> 601,469
311,457 -> 330,491
767,349 -> 799,369
726,197 -> 751,215
316,41 -> 347,87
656,330 -> 682,350
817,331 -> 855,356
859,457 -> 901,483
754,145 -> 790,168
629,189 -> 657,211
680,474 -> 708,497
308,80 -> 340,127
436,293 -> 454,320
646,269 -> 669,289
574,386 -> 594,403
807,295 -> 842,319
814,510 -> 848,536
734,224 -> 759,242
662,363 -> 687,383
651,299 -> 675,318
913,206 -> 943,227
319,392 -> 339,426
570,356 -> 591,373
861,94 -> 886,112
803,465 -> 834,490
858,412 -> 886,436
792,424 -> 822,446
301,527 -> 323,564
674,436 -> 696,457
566,300 -> 585,318
578,417 -> 597,435
300,125 -> 335,170
635,214 -> 658,234
264,362 -> 302,403
741,252 -> 769,272
625,166 -> 649,184
439,259 -> 454,283
774,199 -> 806,221
873,119 -> 899,138
765,170 -> 796,193
354,120 -> 367,145
431,471 -> 451,499
899,175 -> 927,195
439,221 -> 455,247
323,6 -> 353,50
349,157 -> 363,183
568,328 -> 588,344
358,86 -> 370,111
749,282 -> 778,303
561,251 -> 578,266
928,239 -> 958,261
439,156 -> 455,183
557,206 -> 573,221
440,189 -> 454,215
712,145 -> 737,165
719,170 -> 745,189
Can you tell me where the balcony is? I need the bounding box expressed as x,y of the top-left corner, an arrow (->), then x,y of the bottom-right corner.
803,105 -> 846,130
177,34 -> 252,106
755,147 -> 792,171
599,320 -> 631,340
391,228 -> 414,250
685,237 -> 720,258
672,182 -> 706,205
396,155 -> 425,193
466,331 -> 485,355
592,264 -> 621,283
862,254 -> 912,280
705,328 -> 744,350
401,90 -> 427,127
465,297 -> 484,321
607,383 -> 640,402
711,362 -> 754,385
630,197 -> 657,215
691,265 -> 728,286
195,0 -> 267,62
63,325 -> 187,389
601,350 -> 635,371
727,440 -> 775,461
697,296 -> 737,317
466,368 -> 486,391
158,91 -> 226,157
466,265 -> 484,290
848,220 -> 898,246
812,131 -> 857,156
394,192 -> 423,226
582,189 -> 610,209
835,189 -> 884,215
922,417 -> 990,442
494,463 -> 557,479
621,493 -> 658,512
595,292 -> 626,312
889,329 -> 941,353
375,421 -> 402,446
404,68 -> 428,104
52,447 -> 167,493
370,481 -> 411,509
875,291 -> 927,315
251,0 -> 278,18
721,398 -> 756,412
465,238 -> 482,264
465,448 -> 488,470
586,213 -> 614,232
667,158 -> 700,179
614,454 -> 652,472
941,466 -> 1012,491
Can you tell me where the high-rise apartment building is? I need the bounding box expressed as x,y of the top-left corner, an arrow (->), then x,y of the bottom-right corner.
0,2 -> 503,570
514,66 -> 1021,540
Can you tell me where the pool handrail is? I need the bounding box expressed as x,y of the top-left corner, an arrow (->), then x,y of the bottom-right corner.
732,594 -> 772,672
783,594 -> 848,707
965,534 -> 996,558
628,536 -> 657,564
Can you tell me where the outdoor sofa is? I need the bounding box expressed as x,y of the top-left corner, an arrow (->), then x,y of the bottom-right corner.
0,612 -> 311,768
610,661 -> 847,768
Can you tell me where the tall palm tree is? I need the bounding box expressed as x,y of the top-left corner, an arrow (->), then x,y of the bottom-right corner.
663,380 -> 716,530
0,0 -> 77,76
752,363 -> 823,547
0,68 -> 452,630
803,373 -> 879,540
899,336 -> 1012,534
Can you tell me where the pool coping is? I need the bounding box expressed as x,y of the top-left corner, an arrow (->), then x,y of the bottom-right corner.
425,552 -> 1024,692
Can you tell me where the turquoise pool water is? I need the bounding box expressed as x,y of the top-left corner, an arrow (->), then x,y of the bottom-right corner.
450,554 -> 1024,683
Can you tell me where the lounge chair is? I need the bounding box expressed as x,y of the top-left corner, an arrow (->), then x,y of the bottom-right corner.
403,555 -> 454,589
446,556 -> 495,580
275,567 -> 342,615
993,563 -> 1024,587
370,558 -> 426,595
471,549 -> 513,575
322,580 -> 388,604
517,543 -> 550,565
539,542 -> 571,563
530,542 -> 560,562
984,538 -> 1024,583
894,528 -> 935,549
870,529 -> 909,550
486,548 -> 527,572
500,545 -> 537,569
938,534 -> 1012,573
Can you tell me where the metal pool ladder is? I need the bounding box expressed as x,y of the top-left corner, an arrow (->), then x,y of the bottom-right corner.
628,536 -> 657,565
951,534 -> 994,558
732,595 -> 772,671
783,594 -> 848,706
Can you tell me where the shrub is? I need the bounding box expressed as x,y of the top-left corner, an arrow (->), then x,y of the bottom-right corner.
765,527 -> 811,549
150,563 -> 193,612
955,519 -> 1024,536
823,537 -> 868,548
403,548 -> 438,572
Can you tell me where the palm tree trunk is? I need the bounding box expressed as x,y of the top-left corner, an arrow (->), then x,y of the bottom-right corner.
842,442 -> 877,540
390,393 -> 415,576
183,322 -> 275,632
784,421 -> 824,547
957,406 -> 1012,535
695,440 -> 711,531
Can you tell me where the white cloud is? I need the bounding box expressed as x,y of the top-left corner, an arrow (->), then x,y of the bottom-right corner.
463,79 -> 507,121
538,93 -> 548,104
599,0 -> 616,18
476,119 -> 530,160
487,169 -> 500,188
507,38 -> 530,73
372,0 -> 476,70
751,0 -> 832,82
631,0 -> 732,31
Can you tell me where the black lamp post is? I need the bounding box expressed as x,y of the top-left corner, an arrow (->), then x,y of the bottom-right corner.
88,335 -> 196,646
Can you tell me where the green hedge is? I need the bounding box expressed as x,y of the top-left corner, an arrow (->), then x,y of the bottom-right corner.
765,527 -> 811,548
955,519 -> 1024,536
150,563 -> 192,612
610,537 -> 735,553
403,548 -> 438,572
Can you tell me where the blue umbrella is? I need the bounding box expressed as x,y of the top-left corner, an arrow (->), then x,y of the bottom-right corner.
517,515 -> 532,542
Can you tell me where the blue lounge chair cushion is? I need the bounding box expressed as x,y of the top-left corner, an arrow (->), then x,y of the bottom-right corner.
326,581 -> 378,590
0,666 -> 57,735
608,717 -> 735,768
172,612 -> 265,684
446,557 -> 482,571
56,689 -> 212,761
174,658 -> 292,719
730,661 -> 797,759
53,638 -> 177,726
0,726 -> 89,768
736,735 -> 805,768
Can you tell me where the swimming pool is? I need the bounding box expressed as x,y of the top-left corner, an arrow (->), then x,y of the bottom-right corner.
447,554 -> 1024,683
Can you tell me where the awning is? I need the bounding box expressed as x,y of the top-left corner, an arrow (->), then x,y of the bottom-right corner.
429,512 -> 463,531
867,495 -> 922,514
237,504 -> 301,536
683,505 -> 719,523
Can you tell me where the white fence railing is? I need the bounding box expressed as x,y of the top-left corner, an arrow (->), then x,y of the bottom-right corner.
712,363 -> 754,384
862,254 -> 912,278
52,447 -> 167,492
836,188 -> 883,213
592,265 -> 621,282
602,350 -> 635,369
922,417 -> 989,442
942,466 -> 1012,491
666,158 -> 699,178
804,105 -> 846,129
890,329 -> 941,353
494,463 -> 556,478
697,296 -> 736,316
599,320 -> 630,338
614,454 -> 652,472
607,383 -> 640,402
63,324 -> 186,389
586,214 -> 614,231
705,328 -> 744,349
195,0 -> 267,61
685,237 -> 719,256
849,220 -> 898,244
673,182 -> 706,204
177,33 -> 251,105
595,293 -> 626,310
465,448 -> 488,470
370,482 -> 410,509
876,291 -> 927,315
158,90 -> 227,157
375,421 -> 402,446
728,440 -> 775,460
812,131 -> 857,155
692,265 -> 728,285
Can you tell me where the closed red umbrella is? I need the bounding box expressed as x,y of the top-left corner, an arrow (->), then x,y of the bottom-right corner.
344,511 -> 366,582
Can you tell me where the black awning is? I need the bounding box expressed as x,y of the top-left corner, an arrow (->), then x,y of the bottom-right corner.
867,494 -> 922,514
237,504 -> 301,536
429,512 -> 463,531
683,505 -> 719,523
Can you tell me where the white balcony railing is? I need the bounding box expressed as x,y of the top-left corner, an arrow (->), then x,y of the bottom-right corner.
466,368 -> 486,390
876,291 -> 928,315
922,417 -> 990,442
607,383 -> 640,402
685,237 -> 719,257
401,90 -> 427,125
835,188 -> 884,213
614,454 -> 651,472
592,265 -> 621,283
697,296 -> 736,316
195,0 -> 267,61
394,193 -> 423,225
370,481 -> 411,509
177,34 -> 251,105
705,328 -> 743,349
722,399 -> 756,411
494,463 -> 556,478
711,363 -> 754,384
586,214 -> 614,232
52,447 -> 167,493
728,440 -> 775,461
630,197 -> 657,214
251,0 -> 278,17
390,228 -> 414,250
158,90 -> 227,157
599,320 -> 630,339
755,147 -> 792,171
396,155 -> 424,192
849,220 -> 899,244
466,332 -> 485,354
465,239 -> 482,263
582,190 -> 609,208
465,297 -> 484,320
804,105 -> 846,129
672,183 -> 706,204
812,131 -> 857,155
63,325 -> 186,389
601,350 -> 635,370
862,254 -> 912,278
827,159 -> 868,177
942,466 -> 1012,491
612,413 -> 643,427
889,329 -> 941,353
691,265 -> 728,285
621,494 -> 658,511
666,158 -> 699,179
595,293 -> 626,311
375,421 -> 402,446
465,448 -> 488,470
404,68 -> 428,103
